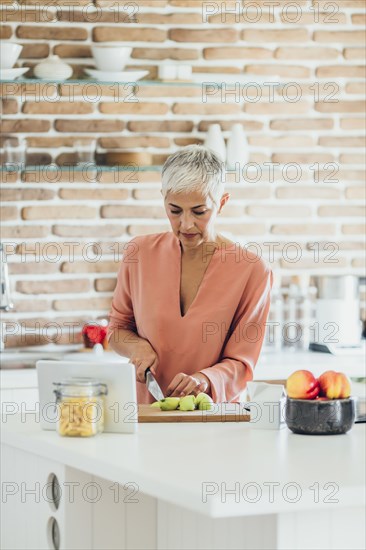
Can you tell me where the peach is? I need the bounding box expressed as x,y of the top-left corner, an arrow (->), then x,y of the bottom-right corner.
286,370 -> 320,400
318,371 -> 351,399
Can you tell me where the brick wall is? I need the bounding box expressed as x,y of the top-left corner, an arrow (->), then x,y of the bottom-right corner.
0,0 -> 365,347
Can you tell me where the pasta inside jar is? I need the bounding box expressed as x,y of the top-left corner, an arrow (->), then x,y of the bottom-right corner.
53,378 -> 108,437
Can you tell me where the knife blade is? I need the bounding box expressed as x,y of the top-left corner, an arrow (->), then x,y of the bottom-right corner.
145,368 -> 164,402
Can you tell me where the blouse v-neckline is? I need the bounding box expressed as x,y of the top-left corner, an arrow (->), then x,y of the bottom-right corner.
176,238 -> 220,319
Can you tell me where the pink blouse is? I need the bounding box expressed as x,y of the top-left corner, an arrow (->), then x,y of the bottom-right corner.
108,231 -> 273,403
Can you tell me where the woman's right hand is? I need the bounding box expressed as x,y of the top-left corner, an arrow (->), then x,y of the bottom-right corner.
130,338 -> 159,383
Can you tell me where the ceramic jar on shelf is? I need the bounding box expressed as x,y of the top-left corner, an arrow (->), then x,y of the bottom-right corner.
204,124 -> 226,162
34,55 -> 73,80
226,123 -> 249,170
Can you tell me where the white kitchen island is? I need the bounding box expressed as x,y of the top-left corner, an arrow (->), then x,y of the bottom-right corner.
1,411 -> 365,550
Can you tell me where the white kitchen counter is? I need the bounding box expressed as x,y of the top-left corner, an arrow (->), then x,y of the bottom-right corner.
1,413 -> 365,519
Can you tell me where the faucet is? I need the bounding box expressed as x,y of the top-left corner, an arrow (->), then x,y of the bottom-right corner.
0,243 -> 13,352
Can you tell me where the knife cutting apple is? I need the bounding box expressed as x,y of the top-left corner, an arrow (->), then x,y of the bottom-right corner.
145,367 -> 165,402
145,367 -> 215,411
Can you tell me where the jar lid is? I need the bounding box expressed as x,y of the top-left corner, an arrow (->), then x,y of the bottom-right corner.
55,377 -> 102,386
53,377 -> 108,396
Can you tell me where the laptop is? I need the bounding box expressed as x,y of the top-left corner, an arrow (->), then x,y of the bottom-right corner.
36,360 -> 137,434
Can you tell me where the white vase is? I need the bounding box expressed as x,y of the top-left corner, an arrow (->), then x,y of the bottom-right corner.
226,123 -> 249,170
34,55 -> 73,80
204,124 -> 226,163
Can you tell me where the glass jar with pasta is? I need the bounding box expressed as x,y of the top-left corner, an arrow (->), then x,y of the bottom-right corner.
53,378 -> 108,437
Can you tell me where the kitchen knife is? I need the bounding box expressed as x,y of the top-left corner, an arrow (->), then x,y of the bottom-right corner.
145,368 -> 164,402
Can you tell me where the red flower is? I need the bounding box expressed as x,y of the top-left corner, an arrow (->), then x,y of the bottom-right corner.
82,324 -> 107,346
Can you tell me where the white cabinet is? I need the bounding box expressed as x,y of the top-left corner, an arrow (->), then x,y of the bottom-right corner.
1,444 -> 157,550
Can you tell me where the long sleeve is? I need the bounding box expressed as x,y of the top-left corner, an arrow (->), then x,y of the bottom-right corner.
200,265 -> 273,402
107,253 -> 137,342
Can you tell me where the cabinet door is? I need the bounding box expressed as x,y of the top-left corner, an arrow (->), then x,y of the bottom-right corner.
1,445 -> 93,550
1,445 -> 64,549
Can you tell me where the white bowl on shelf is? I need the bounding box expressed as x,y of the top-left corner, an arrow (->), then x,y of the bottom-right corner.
0,42 -> 23,69
0,67 -> 29,81
84,68 -> 148,82
91,45 -> 132,72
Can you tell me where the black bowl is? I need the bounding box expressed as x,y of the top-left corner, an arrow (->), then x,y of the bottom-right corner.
285,397 -> 356,435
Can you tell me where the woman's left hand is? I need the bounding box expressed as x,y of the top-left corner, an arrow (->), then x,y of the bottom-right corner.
166,372 -> 211,398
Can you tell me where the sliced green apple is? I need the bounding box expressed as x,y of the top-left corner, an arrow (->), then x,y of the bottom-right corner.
159,397 -> 180,411
179,395 -> 196,411
195,392 -> 214,411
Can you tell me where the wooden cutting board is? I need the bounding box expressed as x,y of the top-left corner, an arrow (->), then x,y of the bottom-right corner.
138,404 -> 250,423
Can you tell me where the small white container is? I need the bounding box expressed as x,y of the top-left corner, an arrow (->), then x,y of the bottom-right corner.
246,382 -> 286,430
158,64 -> 177,80
34,55 -> 73,80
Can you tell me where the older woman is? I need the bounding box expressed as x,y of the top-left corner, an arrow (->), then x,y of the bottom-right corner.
107,145 -> 273,403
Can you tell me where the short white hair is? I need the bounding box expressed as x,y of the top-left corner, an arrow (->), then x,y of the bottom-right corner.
161,145 -> 225,207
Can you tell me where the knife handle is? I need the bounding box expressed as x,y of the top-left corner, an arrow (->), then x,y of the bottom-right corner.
144,367 -> 151,379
